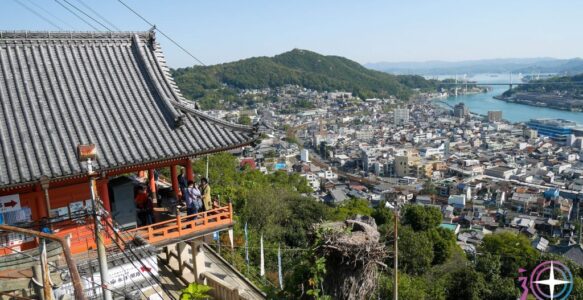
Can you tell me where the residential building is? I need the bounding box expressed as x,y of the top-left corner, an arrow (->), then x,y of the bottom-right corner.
524,128 -> 538,139
487,111 -> 503,122
448,195 -> 466,208
301,149 -> 310,162
394,108 -> 410,125
394,151 -> 422,178
485,166 -> 517,180
510,193 -> 538,212
453,103 -> 469,118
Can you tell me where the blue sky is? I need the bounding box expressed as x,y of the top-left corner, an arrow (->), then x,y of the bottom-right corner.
1,0 -> 581,67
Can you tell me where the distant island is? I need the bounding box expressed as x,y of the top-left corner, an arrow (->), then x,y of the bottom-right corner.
366,57 -> 583,75
172,49 -> 447,109
494,74 -> 583,112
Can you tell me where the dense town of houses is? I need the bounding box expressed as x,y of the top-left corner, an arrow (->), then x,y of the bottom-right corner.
210,84 -> 583,267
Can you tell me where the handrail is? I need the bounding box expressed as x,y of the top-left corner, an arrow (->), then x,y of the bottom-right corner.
0,225 -> 86,300
0,205 -> 234,257
126,204 -> 233,244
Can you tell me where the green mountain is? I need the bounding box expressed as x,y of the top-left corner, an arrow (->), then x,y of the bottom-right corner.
506,73 -> 583,96
172,49 -> 438,109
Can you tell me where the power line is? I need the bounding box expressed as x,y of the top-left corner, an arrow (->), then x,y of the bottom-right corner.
26,0 -> 75,30
53,0 -> 100,31
0,244 -> 128,298
13,0 -> 64,30
102,219 -> 176,300
59,0 -> 112,31
73,0 -> 121,31
117,0 -> 207,66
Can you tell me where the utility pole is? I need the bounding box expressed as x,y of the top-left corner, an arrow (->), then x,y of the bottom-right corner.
78,144 -> 112,300
40,239 -> 52,300
393,208 -> 399,300
89,170 -> 112,300
206,155 -> 209,179
574,195 -> 581,246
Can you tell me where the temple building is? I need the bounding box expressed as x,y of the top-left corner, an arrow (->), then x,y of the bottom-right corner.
0,31 -> 261,298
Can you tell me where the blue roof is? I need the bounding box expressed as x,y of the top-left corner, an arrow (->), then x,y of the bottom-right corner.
544,188 -> 560,200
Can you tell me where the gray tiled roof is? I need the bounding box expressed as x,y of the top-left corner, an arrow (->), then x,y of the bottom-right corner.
0,31 -> 257,188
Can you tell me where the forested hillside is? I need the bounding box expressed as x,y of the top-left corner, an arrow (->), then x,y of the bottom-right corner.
172,49 -> 439,108
509,73 -> 583,95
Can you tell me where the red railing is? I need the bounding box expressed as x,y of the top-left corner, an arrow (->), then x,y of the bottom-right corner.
126,204 -> 233,244
0,204 -> 234,256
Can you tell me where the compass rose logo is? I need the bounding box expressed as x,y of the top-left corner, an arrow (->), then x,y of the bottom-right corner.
522,261 -> 574,300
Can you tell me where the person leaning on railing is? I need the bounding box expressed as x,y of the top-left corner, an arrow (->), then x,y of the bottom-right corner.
186,180 -> 202,216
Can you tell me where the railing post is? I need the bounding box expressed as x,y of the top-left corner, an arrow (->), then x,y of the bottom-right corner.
177,210 -> 182,235
228,201 -> 233,222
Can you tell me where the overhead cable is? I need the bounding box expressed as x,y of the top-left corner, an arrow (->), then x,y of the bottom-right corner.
13,0 -> 64,30
74,0 -> 121,31
27,0 -> 75,30
59,0 -> 112,31
53,0 -> 100,31
117,0 -> 207,66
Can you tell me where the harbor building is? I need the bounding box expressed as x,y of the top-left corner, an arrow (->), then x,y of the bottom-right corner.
527,118 -> 578,144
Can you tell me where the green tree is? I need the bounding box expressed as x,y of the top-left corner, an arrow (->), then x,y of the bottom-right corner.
573,277 -> 583,299
445,266 -> 486,300
330,199 -> 373,221
427,227 -> 456,265
398,226 -> 434,275
238,115 -> 252,125
379,273 -> 428,300
372,201 -> 394,226
402,205 -> 442,231
483,277 -> 518,300
480,232 -> 538,277
475,253 -> 502,281
180,283 -> 212,300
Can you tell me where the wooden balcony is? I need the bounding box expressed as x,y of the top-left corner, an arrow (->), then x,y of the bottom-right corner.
126,204 -> 234,247
55,204 -> 234,255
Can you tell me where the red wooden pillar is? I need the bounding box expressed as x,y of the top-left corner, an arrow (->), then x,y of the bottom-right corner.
149,169 -> 157,197
99,179 -> 111,212
170,165 -> 180,198
35,184 -> 47,220
185,158 -> 194,181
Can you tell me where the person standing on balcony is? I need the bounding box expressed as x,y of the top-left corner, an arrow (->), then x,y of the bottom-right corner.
200,178 -> 212,212
186,180 -> 201,215
177,168 -> 188,204
135,186 -> 148,226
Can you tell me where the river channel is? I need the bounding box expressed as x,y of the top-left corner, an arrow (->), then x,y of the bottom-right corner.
437,74 -> 583,124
